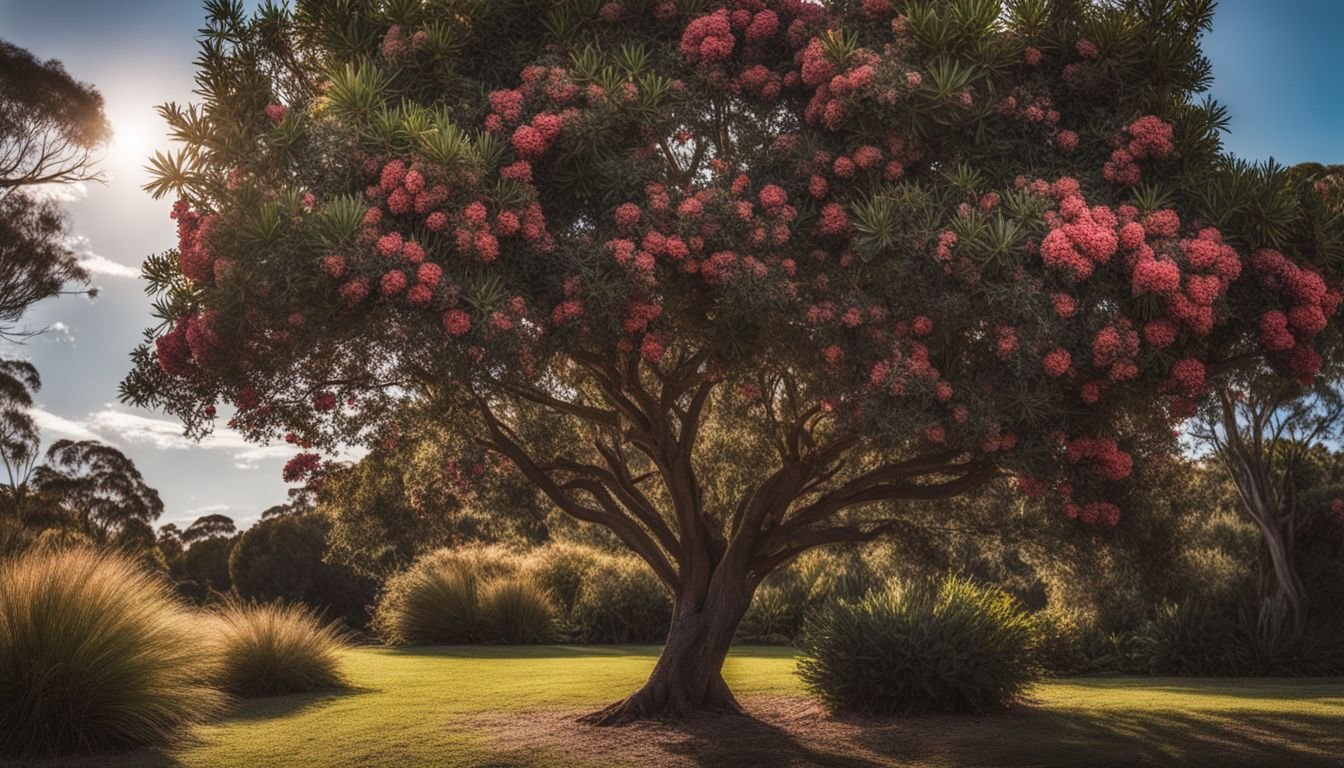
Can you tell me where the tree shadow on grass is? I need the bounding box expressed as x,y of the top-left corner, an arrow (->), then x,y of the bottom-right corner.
1055,675 -> 1344,702
223,684 -> 375,723
380,644 -> 666,660
845,702 -> 1344,767
652,710 -> 891,768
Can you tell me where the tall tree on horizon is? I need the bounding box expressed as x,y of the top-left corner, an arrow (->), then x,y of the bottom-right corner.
0,39 -> 108,340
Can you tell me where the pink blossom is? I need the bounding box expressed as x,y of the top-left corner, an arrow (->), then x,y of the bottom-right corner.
442,309 -> 472,337
1043,348 -> 1072,378
380,270 -> 407,296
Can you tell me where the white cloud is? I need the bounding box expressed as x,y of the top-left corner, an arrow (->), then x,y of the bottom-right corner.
28,408 -> 103,442
31,182 -> 89,203
66,236 -> 140,279
180,504 -> 230,518
27,405 -> 293,468
43,322 -> 76,345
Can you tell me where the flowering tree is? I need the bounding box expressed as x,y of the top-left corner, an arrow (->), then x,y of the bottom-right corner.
124,0 -> 1344,720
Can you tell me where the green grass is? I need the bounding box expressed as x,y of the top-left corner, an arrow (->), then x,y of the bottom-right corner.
12,646 -> 1344,767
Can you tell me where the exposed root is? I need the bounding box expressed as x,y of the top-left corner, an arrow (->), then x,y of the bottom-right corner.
579,682 -> 744,726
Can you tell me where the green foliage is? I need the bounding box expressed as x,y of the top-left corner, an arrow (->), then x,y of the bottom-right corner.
182,534 -> 238,600
479,575 -> 558,644
229,513 -> 376,628
0,548 -> 223,758
568,555 -> 671,644
372,544 -> 528,644
209,600 -> 349,697
736,585 -> 804,645
799,575 -> 1040,714
736,548 -> 876,645
523,540 -> 604,617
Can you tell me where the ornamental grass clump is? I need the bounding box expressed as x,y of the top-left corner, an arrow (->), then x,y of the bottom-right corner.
374,544 -> 559,645
0,548 -> 224,759
799,575 -> 1040,714
479,575 -> 558,644
209,600 -> 349,697
569,556 -> 672,643
373,554 -> 482,645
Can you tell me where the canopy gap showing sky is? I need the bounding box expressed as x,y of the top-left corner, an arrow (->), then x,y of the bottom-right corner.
0,0 -> 1340,530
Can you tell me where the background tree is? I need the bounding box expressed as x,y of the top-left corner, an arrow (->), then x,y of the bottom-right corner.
320,422 -> 551,579
0,40 -> 109,191
0,360 -> 41,522
124,0 -> 1344,720
229,512 -> 376,627
1193,376 -> 1344,636
181,512 -> 237,544
178,512 -> 238,600
0,40 -> 107,340
31,439 -> 164,543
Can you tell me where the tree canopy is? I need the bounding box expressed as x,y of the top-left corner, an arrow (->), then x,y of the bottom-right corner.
124,0 -> 1344,720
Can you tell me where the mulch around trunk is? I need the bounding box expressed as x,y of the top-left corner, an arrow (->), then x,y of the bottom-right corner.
466,694 -> 1037,768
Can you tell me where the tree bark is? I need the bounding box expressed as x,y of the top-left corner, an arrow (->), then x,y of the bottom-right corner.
581,558 -> 754,724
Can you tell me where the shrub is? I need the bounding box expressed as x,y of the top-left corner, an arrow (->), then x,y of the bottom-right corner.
1131,600 -> 1246,676
524,541 -> 604,617
736,585 -> 804,645
0,548 -> 224,758
1130,600 -> 1344,677
209,600 -> 348,697
479,576 -> 557,644
799,575 -> 1040,714
569,556 -> 671,643
373,544 -> 551,645
373,556 -> 481,644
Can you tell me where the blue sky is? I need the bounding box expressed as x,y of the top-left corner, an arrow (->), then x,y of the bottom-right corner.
0,0 -> 1341,531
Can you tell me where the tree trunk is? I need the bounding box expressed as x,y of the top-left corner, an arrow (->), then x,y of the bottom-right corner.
581,564 -> 753,725
1258,519 -> 1308,637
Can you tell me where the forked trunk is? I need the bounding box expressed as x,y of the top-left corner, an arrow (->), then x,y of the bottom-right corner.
582,565 -> 753,725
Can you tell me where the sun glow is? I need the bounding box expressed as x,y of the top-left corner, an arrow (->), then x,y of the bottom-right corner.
105,108 -> 166,181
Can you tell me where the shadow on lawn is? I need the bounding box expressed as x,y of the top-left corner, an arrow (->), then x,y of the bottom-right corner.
1058,675 -> 1344,701
655,714 -> 891,768
381,644 -> 667,659
225,685 -> 374,723
844,703 -> 1344,767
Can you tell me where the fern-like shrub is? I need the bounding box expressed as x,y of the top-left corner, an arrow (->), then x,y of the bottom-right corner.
799,575 -> 1039,714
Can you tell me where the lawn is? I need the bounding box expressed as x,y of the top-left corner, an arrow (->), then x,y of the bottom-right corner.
18,645 -> 1344,768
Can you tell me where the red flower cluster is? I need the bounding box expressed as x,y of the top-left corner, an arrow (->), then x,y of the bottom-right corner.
1066,436 -> 1133,481
171,199 -> 218,284
282,452 -> 322,483
680,9 -> 736,63
1251,248 -> 1341,382
1103,115 -> 1173,185
1065,501 -> 1120,527
1040,191 -> 1118,280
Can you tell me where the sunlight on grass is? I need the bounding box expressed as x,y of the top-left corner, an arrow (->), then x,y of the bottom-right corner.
12,647 -> 1342,768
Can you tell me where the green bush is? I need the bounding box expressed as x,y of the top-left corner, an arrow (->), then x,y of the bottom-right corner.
479,576 -> 557,644
1130,600 -> 1344,677
209,600 -> 348,697
799,575 -> 1040,714
0,548 -> 224,758
1132,600 -> 1244,676
524,541 -> 604,617
373,556 -> 481,644
569,556 -> 671,643
373,545 -> 560,645
737,585 -> 805,645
